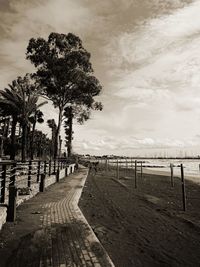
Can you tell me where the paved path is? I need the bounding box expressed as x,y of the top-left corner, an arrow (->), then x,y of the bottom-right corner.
0,167 -> 115,267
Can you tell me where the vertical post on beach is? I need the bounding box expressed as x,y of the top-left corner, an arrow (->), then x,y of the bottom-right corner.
141,162 -> 143,179
117,159 -> 119,179
180,164 -> 186,211
170,163 -> 174,187
119,159 -> 121,178
105,158 -> 108,174
135,160 -> 137,188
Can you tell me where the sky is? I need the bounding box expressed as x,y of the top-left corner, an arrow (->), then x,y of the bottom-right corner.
1,0 -> 200,157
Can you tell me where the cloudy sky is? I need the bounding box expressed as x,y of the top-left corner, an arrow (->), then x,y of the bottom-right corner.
1,0 -> 200,156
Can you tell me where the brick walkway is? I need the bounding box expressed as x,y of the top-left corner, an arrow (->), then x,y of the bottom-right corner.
0,167 -> 115,267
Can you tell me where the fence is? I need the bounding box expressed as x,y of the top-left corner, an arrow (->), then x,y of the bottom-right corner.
0,159 -> 76,224
94,158 -> 200,214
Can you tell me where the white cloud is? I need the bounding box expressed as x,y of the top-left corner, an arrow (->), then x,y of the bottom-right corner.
105,1 -> 200,67
74,134 -> 200,156
1,0 -> 200,156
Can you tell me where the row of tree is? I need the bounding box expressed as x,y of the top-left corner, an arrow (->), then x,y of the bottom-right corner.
0,32 -> 102,161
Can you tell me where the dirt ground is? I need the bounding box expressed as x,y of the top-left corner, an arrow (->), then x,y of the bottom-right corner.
79,167 -> 200,267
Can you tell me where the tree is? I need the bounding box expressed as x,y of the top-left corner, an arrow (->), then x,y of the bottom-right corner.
63,102 -> 103,157
47,119 -> 57,159
0,75 -> 46,161
32,130 -> 51,158
29,110 -> 45,159
27,32 -> 102,159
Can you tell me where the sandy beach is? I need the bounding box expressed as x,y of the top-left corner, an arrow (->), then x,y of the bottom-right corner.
79,167 -> 200,267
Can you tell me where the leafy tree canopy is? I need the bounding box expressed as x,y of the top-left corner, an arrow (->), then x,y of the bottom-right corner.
0,74 -> 45,124
26,32 -> 102,110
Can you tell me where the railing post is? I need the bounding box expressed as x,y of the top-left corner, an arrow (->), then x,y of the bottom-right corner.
65,165 -> 68,177
54,159 -> 56,174
37,160 -> 41,183
28,160 -> 32,188
39,173 -> 45,192
44,160 -> 47,176
56,168 -> 60,182
7,185 -> 18,222
0,164 -> 6,203
49,159 -> 51,176
10,162 -> 16,186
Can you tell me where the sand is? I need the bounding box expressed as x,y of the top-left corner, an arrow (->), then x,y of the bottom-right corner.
79,166 -> 200,267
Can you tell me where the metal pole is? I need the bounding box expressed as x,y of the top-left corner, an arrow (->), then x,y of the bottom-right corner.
105,159 -> 108,173
7,185 -> 17,222
10,162 -> 16,186
40,173 -> 45,192
57,159 -> 60,174
54,159 -> 56,174
170,163 -> 174,187
49,159 -> 51,176
126,159 -> 128,177
37,160 -> 41,183
135,160 -> 137,188
181,164 -> 186,211
44,160 -> 47,176
117,159 -> 119,179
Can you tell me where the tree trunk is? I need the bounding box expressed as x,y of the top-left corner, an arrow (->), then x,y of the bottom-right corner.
67,107 -> 73,158
10,117 -> 17,160
54,107 -> 63,159
50,130 -> 55,160
0,119 -> 6,157
21,123 -> 27,162
30,121 -> 36,160
26,125 -> 30,159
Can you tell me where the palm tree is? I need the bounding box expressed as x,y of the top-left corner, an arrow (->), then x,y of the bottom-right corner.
0,90 -> 20,160
0,116 -> 10,158
0,75 -> 47,161
47,119 -> 57,159
29,110 -> 44,159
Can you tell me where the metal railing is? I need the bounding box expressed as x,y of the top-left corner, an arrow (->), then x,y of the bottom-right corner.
0,158 -> 72,206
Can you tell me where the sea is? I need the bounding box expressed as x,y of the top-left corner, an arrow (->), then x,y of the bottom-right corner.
105,158 -> 200,184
